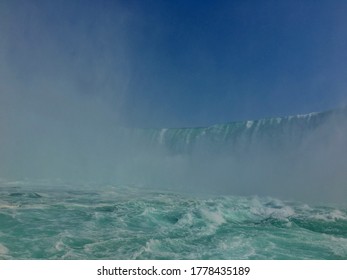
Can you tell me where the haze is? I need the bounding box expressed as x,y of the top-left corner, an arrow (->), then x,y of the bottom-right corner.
1,1 -> 347,204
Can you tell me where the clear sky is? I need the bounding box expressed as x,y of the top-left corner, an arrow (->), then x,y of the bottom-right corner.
1,0 -> 347,128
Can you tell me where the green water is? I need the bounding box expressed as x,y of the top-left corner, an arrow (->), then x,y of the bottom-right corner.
1,183 -> 346,259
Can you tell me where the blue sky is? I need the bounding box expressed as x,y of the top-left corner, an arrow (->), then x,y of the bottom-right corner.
1,0 -> 347,128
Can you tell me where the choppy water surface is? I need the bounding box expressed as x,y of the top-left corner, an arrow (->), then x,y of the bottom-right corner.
0,183 -> 347,259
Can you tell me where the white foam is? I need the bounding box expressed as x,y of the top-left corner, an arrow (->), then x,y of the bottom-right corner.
246,120 -> 254,129
296,112 -> 317,119
223,125 -> 230,139
329,210 -> 347,220
250,198 -> 295,220
313,209 -> 347,221
132,239 -> 161,259
0,203 -> 18,209
177,212 -> 194,226
54,240 -> 66,251
158,128 -> 168,144
0,243 -> 9,255
185,129 -> 193,144
144,239 -> 160,252
200,208 -> 226,225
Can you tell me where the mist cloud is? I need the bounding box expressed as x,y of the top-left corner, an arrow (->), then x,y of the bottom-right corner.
1,1 -> 347,205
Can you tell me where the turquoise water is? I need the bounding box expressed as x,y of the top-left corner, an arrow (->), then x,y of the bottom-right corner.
1,108 -> 346,259
1,182 -> 346,259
